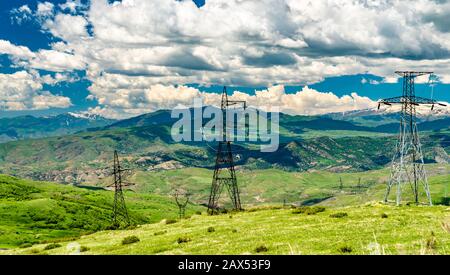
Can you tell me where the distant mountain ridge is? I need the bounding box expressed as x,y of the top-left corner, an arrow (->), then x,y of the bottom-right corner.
0,113 -> 116,143
2,104 -> 447,144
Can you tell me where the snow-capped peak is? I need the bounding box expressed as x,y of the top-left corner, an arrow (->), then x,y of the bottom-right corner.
68,111 -> 103,120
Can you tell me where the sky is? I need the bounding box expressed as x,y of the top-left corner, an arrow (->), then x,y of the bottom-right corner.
0,0 -> 449,119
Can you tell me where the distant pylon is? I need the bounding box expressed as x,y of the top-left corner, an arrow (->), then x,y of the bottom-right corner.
111,150 -> 131,227
379,71 -> 446,206
173,189 -> 190,219
207,87 -> 246,214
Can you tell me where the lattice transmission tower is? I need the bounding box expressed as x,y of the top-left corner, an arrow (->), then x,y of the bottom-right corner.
207,87 -> 246,214
378,71 -> 446,206
110,150 -> 132,227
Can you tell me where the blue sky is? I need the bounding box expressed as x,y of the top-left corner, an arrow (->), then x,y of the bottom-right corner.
0,0 -> 449,118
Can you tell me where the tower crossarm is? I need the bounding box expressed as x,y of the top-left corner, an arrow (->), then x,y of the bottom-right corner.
395,71 -> 433,77
378,96 -> 446,109
226,100 -> 247,109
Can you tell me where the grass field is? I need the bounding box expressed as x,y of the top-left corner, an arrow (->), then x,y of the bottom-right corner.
3,204 -> 449,255
128,164 -> 450,207
1,164 -> 448,253
0,174 -> 202,248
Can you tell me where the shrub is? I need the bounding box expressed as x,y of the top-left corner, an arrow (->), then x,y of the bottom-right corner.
305,206 -> 325,215
255,245 -> 268,253
30,248 -> 40,254
80,246 -> 90,252
381,213 -> 388,218
177,236 -> 191,244
19,243 -> 33,248
44,243 -> 62,250
232,229 -> 238,233
330,212 -> 348,218
195,211 -> 202,215
106,224 -> 119,230
436,197 -> 450,206
220,209 -> 228,214
229,215 -> 233,219
165,219 -> 177,225
154,230 -> 167,236
207,227 -> 215,233
292,206 -> 326,215
338,245 -> 353,253
426,232 -> 437,250
121,236 -> 140,245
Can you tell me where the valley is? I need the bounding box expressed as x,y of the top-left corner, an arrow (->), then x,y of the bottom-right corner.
0,109 -> 448,254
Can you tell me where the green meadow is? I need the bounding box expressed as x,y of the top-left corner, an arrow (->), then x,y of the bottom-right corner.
3,204 -> 449,255
0,164 -> 448,253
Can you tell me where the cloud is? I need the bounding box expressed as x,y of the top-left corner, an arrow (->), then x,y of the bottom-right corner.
36,2 -> 55,18
4,0 -> 450,116
10,5 -> 32,25
0,40 -> 85,72
59,0 -> 87,14
43,13 -> 89,42
0,40 -> 35,60
227,85 -> 378,116
0,71 -> 72,110
85,80 -> 377,118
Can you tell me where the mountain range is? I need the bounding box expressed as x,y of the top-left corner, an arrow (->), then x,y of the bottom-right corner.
0,107 -> 448,184
0,113 -> 116,143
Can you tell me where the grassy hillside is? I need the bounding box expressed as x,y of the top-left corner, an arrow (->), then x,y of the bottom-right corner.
0,121 -> 448,184
0,175 -> 203,248
4,204 -> 449,255
124,164 -> 450,207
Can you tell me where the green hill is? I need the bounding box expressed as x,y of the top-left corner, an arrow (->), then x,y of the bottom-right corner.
0,123 -> 448,184
0,174 -> 202,248
3,204 -> 449,255
0,165 -> 448,253
0,114 -> 115,143
119,164 -> 450,207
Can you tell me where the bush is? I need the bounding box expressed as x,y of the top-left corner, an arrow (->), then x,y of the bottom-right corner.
330,212 -> 348,218
19,243 -> 33,248
436,197 -> 450,206
30,248 -> 40,254
306,206 -> 325,215
80,246 -> 90,252
177,236 -> 191,244
207,227 -> 215,233
426,232 -> 437,250
220,209 -> 228,214
255,245 -> 268,253
381,213 -> 388,218
44,243 -> 62,250
292,206 -> 326,215
154,230 -> 167,236
165,219 -> 177,225
195,211 -> 202,215
232,229 -> 238,233
338,245 -> 353,253
121,236 -> 140,245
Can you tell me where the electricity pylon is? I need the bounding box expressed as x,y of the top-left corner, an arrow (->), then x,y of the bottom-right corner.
379,71 -> 446,206
110,150 -> 131,227
207,86 -> 246,214
173,189 -> 190,219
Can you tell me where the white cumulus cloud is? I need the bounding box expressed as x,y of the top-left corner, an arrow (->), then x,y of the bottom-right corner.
0,71 -> 72,111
